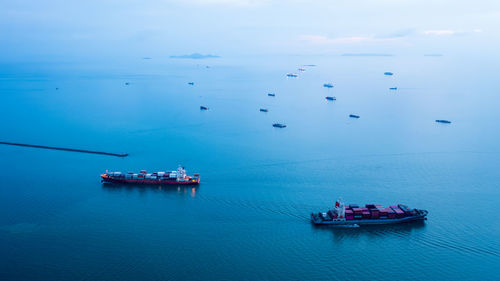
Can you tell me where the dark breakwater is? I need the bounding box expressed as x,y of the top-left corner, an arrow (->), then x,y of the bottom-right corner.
0,141 -> 128,157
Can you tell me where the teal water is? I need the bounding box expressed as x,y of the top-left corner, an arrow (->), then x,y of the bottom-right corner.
1,55 -> 499,280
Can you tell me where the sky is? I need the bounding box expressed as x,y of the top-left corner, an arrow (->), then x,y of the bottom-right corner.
1,0 -> 500,61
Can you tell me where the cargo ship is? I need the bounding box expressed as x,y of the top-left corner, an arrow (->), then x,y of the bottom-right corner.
101,166 -> 200,185
311,198 -> 428,226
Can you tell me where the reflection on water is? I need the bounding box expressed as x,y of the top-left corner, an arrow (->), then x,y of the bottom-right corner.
312,221 -> 427,240
102,184 -> 199,197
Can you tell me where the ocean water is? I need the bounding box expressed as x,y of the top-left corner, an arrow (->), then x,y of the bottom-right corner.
0,55 -> 499,280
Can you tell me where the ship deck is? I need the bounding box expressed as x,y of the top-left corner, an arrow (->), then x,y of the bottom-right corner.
311,210 -> 428,226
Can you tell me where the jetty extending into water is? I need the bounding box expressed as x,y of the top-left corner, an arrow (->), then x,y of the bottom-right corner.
0,141 -> 128,157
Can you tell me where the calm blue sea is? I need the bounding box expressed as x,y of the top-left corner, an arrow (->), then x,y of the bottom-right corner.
1,55 -> 499,280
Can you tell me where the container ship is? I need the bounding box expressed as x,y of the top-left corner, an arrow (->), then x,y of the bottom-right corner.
101,166 -> 200,185
311,198 -> 428,226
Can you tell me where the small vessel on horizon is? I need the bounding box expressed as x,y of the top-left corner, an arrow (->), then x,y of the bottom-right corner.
384,72 -> 394,76
349,114 -> 360,118
101,166 -> 200,185
200,106 -> 209,110
188,82 -> 194,85
389,87 -> 398,90
436,119 -> 451,124
260,108 -> 268,112
325,96 -> 336,101
268,93 -> 275,97
273,123 -> 287,128
286,73 -> 298,78
311,198 -> 428,226
323,83 -> 334,88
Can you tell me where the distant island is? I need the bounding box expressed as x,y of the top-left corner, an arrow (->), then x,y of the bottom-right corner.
341,53 -> 394,57
170,53 -> 220,59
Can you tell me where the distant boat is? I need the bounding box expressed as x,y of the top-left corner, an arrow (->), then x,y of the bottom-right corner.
188,82 -> 194,85
384,72 -> 393,76
323,83 -> 334,88
260,108 -> 268,112
325,96 -> 336,101
268,93 -> 275,97
125,82 -> 130,85
436,120 -> 451,124
349,114 -> 360,118
389,87 -> 398,90
200,106 -> 209,110
273,123 -> 287,128
286,73 -> 298,78
298,68 -> 306,72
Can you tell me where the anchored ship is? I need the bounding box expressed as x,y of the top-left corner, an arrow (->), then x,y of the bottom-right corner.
311,198 -> 428,226
101,166 -> 200,185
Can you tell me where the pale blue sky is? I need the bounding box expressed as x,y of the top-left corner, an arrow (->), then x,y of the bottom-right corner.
1,0 -> 499,60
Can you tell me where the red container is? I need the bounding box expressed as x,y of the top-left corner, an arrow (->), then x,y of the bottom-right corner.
362,211 -> 371,219
388,213 -> 396,218
346,216 -> 354,220
371,213 -> 379,219
345,210 -> 353,215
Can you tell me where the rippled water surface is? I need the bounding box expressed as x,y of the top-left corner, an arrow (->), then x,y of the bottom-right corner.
1,55 -> 499,280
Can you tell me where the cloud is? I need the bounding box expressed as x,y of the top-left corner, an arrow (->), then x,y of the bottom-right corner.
298,35 -> 397,45
170,53 -> 220,59
423,29 -> 483,36
376,28 -> 416,39
423,30 -> 456,36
